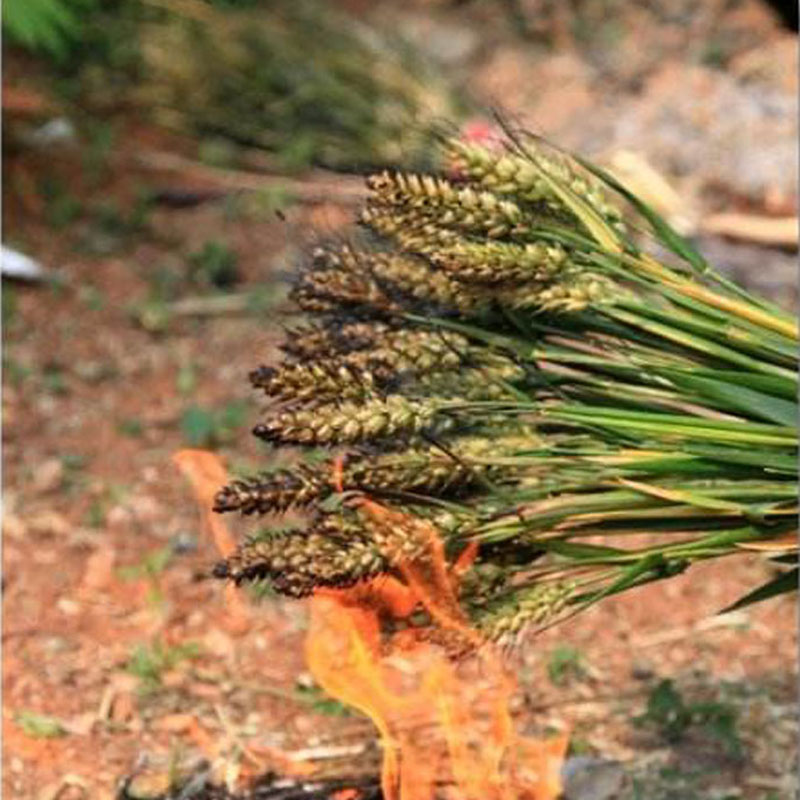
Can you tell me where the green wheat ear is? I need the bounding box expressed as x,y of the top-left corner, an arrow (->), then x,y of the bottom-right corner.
214,130 -> 797,639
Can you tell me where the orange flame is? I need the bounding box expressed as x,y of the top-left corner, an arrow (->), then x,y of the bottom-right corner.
173,449 -> 251,633
307,497 -> 568,800
175,450 -> 568,798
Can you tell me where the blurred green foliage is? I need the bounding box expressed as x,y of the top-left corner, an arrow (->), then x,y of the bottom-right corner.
180,400 -> 248,449
14,709 -> 66,738
547,644 -> 588,687
6,0 -> 467,172
3,0 -> 97,58
635,680 -> 742,758
188,240 -> 240,289
126,639 -> 201,693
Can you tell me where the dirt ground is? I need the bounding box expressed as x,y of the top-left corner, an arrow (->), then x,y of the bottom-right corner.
3,1 -> 797,798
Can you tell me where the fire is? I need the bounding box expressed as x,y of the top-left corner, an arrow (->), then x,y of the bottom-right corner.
175,449 -> 568,799
307,497 -> 567,800
173,449 -> 250,633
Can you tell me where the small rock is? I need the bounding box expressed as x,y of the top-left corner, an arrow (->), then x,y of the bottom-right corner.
631,659 -> 655,680
33,458 -> 64,494
170,531 -> 198,554
29,117 -> 77,148
295,671 -> 314,690
562,756 -> 627,800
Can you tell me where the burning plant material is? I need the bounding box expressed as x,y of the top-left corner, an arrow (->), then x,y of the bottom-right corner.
179,450 -> 569,799
306,500 -> 568,800
213,129 -> 797,640
204,129 -> 797,798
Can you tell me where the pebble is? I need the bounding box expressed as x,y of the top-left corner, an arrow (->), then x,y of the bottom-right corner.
562,756 -> 627,800
29,117 -> 77,148
631,660 -> 655,680
170,530 -> 198,554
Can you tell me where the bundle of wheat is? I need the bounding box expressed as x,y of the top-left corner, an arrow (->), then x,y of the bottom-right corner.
214,128 -> 797,642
